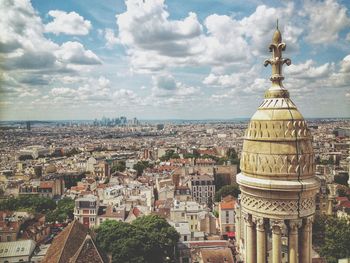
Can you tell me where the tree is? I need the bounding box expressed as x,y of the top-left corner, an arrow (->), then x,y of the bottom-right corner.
111,161 -> 126,173
133,162 -> 146,176
46,197 -> 75,223
0,196 -> 56,213
96,215 -> 179,263
132,215 -> 179,262
338,187 -> 350,200
133,161 -> 154,176
312,213 -> 328,249
159,150 -> 180,161
214,184 -> 240,202
334,173 -> 349,187
319,217 -> 350,263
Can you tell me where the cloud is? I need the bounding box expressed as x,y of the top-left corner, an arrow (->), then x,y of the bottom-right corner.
45,10 -> 92,35
331,54 -> 350,87
116,0 -> 204,72
50,76 -> 113,103
114,0 -> 301,72
303,0 -> 350,44
55,41 -> 102,65
104,28 -> 119,48
151,74 -> 200,98
285,60 -> 334,79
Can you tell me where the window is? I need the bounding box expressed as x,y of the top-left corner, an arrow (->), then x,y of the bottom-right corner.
184,236 -> 187,241
6,236 -> 11,241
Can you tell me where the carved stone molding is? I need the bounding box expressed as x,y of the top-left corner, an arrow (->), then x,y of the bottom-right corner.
240,151 -> 314,177
242,212 -> 254,227
253,216 -> 266,232
270,219 -> 285,234
288,219 -> 302,232
240,194 -> 315,217
244,119 -> 312,141
303,216 -> 314,226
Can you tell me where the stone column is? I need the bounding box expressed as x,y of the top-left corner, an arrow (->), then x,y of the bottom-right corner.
254,217 -> 266,263
300,217 -> 313,263
289,220 -> 301,263
235,211 -> 241,252
327,184 -> 337,215
326,197 -> 334,215
244,213 -> 256,263
271,220 -> 284,263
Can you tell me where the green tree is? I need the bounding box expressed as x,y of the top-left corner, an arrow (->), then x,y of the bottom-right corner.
334,173 -> 349,187
312,213 -> 328,249
46,197 -> 75,223
111,161 -> 126,173
132,215 -> 179,262
133,162 -> 146,176
159,150 -> 180,161
319,217 -> 350,263
0,196 -> 56,213
338,187 -> 350,200
96,215 -> 179,263
214,184 -> 240,202
133,161 -> 154,176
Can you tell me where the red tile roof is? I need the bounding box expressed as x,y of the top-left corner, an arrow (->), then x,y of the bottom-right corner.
40,181 -> 54,189
42,220 -> 89,263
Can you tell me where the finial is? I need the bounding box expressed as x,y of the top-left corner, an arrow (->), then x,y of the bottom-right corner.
263,22 -> 291,98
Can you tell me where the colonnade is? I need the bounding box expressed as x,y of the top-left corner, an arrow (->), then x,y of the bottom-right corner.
241,213 -> 313,263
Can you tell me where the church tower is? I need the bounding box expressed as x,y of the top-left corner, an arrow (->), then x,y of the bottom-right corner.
236,24 -> 320,263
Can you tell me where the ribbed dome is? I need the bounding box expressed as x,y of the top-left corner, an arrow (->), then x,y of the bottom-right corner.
237,26 -> 319,219
240,96 -> 315,180
46,164 -> 57,174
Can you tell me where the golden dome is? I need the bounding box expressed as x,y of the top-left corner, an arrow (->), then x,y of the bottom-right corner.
46,164 -> 57,174
238,25 -> 319,195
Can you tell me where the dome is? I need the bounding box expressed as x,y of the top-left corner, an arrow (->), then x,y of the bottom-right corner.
237,27 -> 319,220
46,164 -> 57,174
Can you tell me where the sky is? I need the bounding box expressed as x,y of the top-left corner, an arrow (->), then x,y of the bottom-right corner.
0,0 -> 350,120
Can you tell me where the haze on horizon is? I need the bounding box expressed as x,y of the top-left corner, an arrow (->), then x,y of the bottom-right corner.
0,0 -> 350,121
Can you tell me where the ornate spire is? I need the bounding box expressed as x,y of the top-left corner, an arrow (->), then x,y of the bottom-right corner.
264,21 -> 291,98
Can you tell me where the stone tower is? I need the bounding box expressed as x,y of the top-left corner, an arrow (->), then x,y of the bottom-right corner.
236,24 -> 320,263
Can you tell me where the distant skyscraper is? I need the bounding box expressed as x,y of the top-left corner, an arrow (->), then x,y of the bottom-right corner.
26,121 -> 31,131
236,25 -> 320,263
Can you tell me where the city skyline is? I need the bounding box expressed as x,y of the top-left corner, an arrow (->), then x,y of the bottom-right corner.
1,0 -> 350,121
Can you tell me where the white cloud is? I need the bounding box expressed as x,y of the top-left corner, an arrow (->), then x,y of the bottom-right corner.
50,76 -> 113,103
55,41 -> 101,65
303,0 -> 350,44
114,0 -> 301,72
116,0 -> 204,72
285,60 -> 334,79
45,10 -> 92,35
104,28 -> 119,48
151,74 -> 200,99
331,54 -> 350,87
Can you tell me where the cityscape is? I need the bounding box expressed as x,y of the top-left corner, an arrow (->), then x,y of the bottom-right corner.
1,0 -> 350,263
